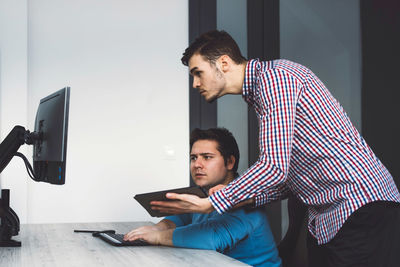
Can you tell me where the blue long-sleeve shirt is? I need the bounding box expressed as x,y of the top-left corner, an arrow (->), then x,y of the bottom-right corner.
166,207 -> 281,267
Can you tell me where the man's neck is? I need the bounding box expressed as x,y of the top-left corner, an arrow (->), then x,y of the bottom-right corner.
223,62 -> 247,95
222,172 -> 235,186
202,172 -> 235,195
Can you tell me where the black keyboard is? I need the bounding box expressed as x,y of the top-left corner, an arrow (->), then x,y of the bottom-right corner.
97,232 -> 150,246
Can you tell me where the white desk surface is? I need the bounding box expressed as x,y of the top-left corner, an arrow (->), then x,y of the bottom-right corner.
0,221 -> 249,267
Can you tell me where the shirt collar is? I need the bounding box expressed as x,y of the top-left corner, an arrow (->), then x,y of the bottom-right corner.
242,59 -> 261,104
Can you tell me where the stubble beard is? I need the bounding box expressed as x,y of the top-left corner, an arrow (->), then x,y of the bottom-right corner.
205,94 -> 219,103
204,68 -> 225,103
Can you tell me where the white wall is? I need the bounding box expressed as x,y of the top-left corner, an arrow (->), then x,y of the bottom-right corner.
0,0 -> 29,222
0,0 -> 188,224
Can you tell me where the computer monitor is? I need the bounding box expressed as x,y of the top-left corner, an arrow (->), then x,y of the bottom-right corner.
32,87 -> 70,184
0,86 -> 70,246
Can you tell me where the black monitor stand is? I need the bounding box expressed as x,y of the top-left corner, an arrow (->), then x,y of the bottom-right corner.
0,126 -> 39,247
0,189 -> 21,247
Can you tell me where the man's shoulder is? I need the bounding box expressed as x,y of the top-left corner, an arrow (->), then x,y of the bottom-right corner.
257,59 -> 309,82
221,207 -> 269,224
278,58 -> 304,67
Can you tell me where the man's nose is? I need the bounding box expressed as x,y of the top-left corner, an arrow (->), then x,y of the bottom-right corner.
192,77 -> 200,88
193,158 -> 203,168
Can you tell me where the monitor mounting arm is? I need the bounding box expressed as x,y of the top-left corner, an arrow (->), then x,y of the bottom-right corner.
0,125 -> 41,247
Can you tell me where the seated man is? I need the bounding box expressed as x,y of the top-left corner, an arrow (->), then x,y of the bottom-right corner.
124,128 -> 281,267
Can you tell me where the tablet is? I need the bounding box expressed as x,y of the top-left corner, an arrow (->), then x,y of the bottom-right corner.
134,186 -> 208,217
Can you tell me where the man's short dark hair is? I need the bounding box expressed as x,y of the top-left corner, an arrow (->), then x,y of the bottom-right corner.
190,127 -> 240,175
181,30 -> 247,66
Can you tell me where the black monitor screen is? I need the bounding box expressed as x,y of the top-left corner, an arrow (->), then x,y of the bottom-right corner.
33,87 -> 70,184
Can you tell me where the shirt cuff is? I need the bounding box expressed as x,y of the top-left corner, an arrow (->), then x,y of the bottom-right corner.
254,192 -> 268,207
209,189 -> 234,214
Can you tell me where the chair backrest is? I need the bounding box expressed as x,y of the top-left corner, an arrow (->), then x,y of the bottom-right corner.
278,195 -> 308,267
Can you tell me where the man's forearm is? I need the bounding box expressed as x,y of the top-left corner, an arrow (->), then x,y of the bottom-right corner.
150,194 -> 214,215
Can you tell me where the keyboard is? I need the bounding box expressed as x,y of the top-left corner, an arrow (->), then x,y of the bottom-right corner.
97,232 -> 150,247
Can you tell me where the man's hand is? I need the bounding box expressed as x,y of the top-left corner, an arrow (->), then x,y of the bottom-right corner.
208,184 -> 226,195
124,225 -> 163,238
150,193 -> 214,214
124,219 -> 176,242
124,228 -> 173,246
209,184 -> 255,210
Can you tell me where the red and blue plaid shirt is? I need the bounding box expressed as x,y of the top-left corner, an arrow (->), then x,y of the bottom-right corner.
209,59 -> 400,244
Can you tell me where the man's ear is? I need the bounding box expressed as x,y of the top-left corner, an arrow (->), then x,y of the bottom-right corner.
218,55 -> 231,73
226,155 -> 235,171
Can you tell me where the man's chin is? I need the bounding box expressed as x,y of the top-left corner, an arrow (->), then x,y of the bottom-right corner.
194,181 -> 219,193
194,181 -> 209,187
204,94 -> 218,103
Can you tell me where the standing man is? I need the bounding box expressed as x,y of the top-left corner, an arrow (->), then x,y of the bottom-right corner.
125,128 -> 281,267
151,30 -> 400,266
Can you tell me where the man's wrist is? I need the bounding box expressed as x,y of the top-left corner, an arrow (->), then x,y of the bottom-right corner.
158,229 -> 174,246
202,197 -> 215,213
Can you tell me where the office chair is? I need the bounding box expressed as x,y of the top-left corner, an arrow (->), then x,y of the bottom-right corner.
278,195 -> 308,267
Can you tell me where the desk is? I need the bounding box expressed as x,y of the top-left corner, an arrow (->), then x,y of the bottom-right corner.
0,222 -> 249,267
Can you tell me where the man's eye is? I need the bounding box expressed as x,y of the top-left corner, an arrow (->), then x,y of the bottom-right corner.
204,156 -> 211,159
190,156 -> 196,161
195,71 -> 201,77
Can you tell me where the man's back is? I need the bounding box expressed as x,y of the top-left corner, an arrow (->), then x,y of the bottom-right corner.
240,58 -> 400,243
166,207 -> 281,267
